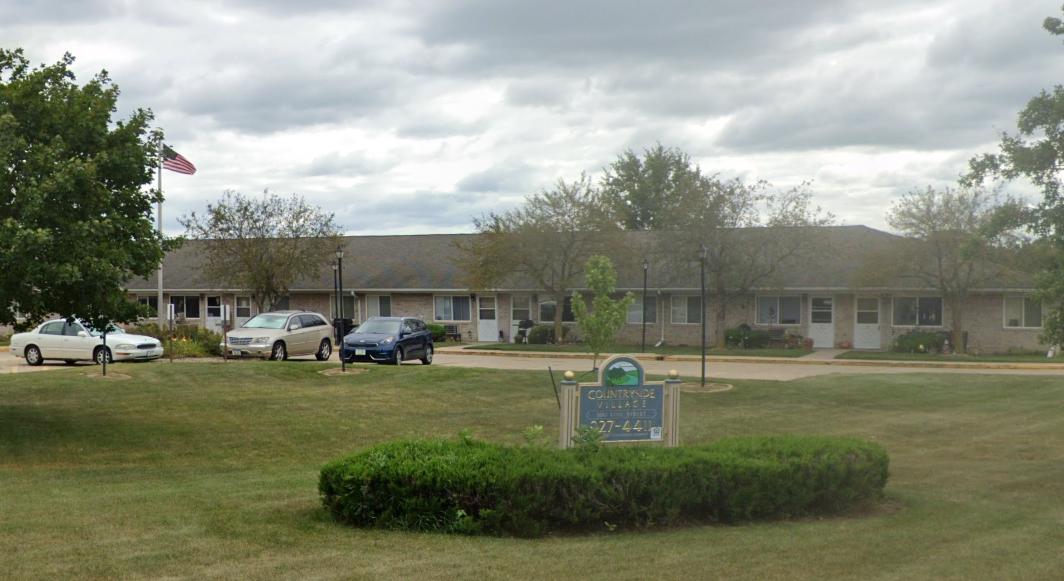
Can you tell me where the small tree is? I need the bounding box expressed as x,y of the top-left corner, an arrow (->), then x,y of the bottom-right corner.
179,190 -> 344,313
571,256 -> 634,370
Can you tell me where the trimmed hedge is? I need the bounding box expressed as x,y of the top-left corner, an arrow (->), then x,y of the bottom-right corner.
319,435 -> 889,537
892,330 -> 949,353
526,325 -> 571,345
426,323 -> 447,342
725,326 -> 770,349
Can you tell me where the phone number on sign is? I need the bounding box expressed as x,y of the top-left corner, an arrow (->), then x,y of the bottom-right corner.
588,419 -> 653,434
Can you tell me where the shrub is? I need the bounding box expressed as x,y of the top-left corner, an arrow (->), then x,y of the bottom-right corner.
130,323 -> 223,358
426,323 -> 447,342
526,325 -> 571,345
892,330 -> 948,353
783,333 -> 804,349
725,325 -> 770,349
319,435 -> 889,537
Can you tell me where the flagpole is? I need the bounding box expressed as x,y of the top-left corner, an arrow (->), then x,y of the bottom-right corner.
157,140 -> 164,324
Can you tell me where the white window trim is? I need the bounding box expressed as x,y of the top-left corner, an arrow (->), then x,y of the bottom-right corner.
367,294 -> 392,318
235,296 -> 253,319
433,294 -> 472,322
756,295 -> 802,326
1003,295 -> 1043,329
628,296 -> 658,324
511,295 -> 532,323
169,295 -> 202,319
891,296 -> 944,328
670,295 -> 701,325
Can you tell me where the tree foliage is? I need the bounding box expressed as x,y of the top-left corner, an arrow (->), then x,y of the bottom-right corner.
179,190 -> 344,312
571,255 -> 634,369
0,48 -> 169,330
454,174 -> 624,341
601,143 -> 706,230
963,7 -> 1064,345
871,185 -> 1031,351
658,177 -> 835,346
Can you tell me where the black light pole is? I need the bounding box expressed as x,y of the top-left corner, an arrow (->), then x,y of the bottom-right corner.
335,245 -> 345,372
332,260 -> 339,338
699,243 -> 707,388
641,258 -> 649,353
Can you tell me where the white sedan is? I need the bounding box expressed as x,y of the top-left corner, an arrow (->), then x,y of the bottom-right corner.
9,319 -> 164,366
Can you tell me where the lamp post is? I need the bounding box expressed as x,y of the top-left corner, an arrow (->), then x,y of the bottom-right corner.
332,261 -> 339,336
335,245 -> 345,372
641,258 -> 649,353
698,243 -> 707,388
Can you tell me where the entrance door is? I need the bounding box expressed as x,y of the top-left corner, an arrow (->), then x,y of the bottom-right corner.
808,296 -> 835,348
477,296 -> 498,342
853,297 -> 881,349
206,296 -> 224,333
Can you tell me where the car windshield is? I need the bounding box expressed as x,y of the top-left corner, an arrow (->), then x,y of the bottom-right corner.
354,320 -> 401,335
242,314 -> 289,329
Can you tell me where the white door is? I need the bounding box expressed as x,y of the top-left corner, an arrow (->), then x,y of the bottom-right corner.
854,297 -> 882,349
808,296 -> 835,348
235,296 -> 253,328
206,296 -> 224,333
477,296 -> 499,342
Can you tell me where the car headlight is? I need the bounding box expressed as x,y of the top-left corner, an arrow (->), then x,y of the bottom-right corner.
381,336 -> 395,344
254,337 -> 270,344
115,343 -> 136,350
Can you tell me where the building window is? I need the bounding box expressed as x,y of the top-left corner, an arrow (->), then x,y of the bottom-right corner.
434,295 -> 472,321
236,296 -> 252,318
1004,296 -> 1042,328
756,296 -> 801,325
512,296 -> 531,322
539,296 -> 576,322
137,296 -> 158,317
628,296 -> 658,324
169,295 -> 201,319
671,295 -> 702,324
206,296 -> 222,318
367,295 -> 391,318
892,297 -> 942,326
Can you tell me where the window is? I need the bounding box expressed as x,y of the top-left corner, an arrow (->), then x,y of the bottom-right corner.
368,295 -> 391,317
1004,296 -> 1042,328
671,295 -> 702,324
892,297 -> 942,326
206,296 -> 222,318
236,297 -> 252,318
330,296 -> 356,319
512,296 -> 531,322
628,296 -> 658,324
756,296 -> 801,325
539,297 -> 575,322
40,321 -> 64,335
137,296 -> 158,316
169,295 -> 201,319
434,295 -> 472,321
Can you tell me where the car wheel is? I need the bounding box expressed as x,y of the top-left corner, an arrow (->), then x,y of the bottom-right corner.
421,344 -> 433,365
64,359 -> 77,365
94,347 -> 112,365
392,346 -> 403,365
315,339 -> 332,361
270,342 -> 287,361
25,345 -> 43,366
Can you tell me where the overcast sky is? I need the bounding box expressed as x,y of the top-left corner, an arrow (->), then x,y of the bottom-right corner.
6,0 -> 1063,236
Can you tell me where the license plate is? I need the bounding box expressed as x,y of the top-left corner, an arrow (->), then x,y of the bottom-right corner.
355,349 -> 366,356
232,350 -> 242,356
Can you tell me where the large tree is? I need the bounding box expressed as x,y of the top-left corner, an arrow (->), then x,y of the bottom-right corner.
963,6 -> 1064,345
0,48 -> 169,330
658,178 -> 835,346
872,186 -> 1030,352
179,190 -> 344,313
454,173 -> 624,342
601,143 -> 705,230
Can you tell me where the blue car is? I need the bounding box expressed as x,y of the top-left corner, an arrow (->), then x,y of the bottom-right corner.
341,316 -> 434,365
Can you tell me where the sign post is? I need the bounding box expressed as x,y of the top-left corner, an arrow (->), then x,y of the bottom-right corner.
167,303 -> 175,363
559,354 -> 680,449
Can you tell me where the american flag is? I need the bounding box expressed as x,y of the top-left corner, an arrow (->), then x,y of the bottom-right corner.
162,145 -> 197,175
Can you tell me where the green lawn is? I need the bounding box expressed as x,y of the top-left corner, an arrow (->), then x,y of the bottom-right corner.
464,343 -> 810,358
2,362 -> 1063,580
836,350 -> 1063,364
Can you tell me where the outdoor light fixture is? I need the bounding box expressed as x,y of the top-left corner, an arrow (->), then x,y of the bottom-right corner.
642,259 -> 649,354
335,245 -> 345,372
698,243 -> 707,388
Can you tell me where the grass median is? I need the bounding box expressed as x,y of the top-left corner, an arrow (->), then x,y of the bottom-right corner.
1,361 -> 1062,580
463,343 -> 810,358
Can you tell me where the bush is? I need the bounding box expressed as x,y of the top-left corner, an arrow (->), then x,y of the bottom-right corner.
725,325 -> 770,349
130,323 -> 223,358
526,325 -> 571,345
426,323 -> 447,342
783,333 -> 805,349
319,435 -> 889,537
892,330 -> 948,354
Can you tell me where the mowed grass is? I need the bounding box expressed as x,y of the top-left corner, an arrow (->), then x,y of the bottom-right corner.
2,362 -> 1063,580
464,343 -> 809,358
836,350 -> 1063,364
